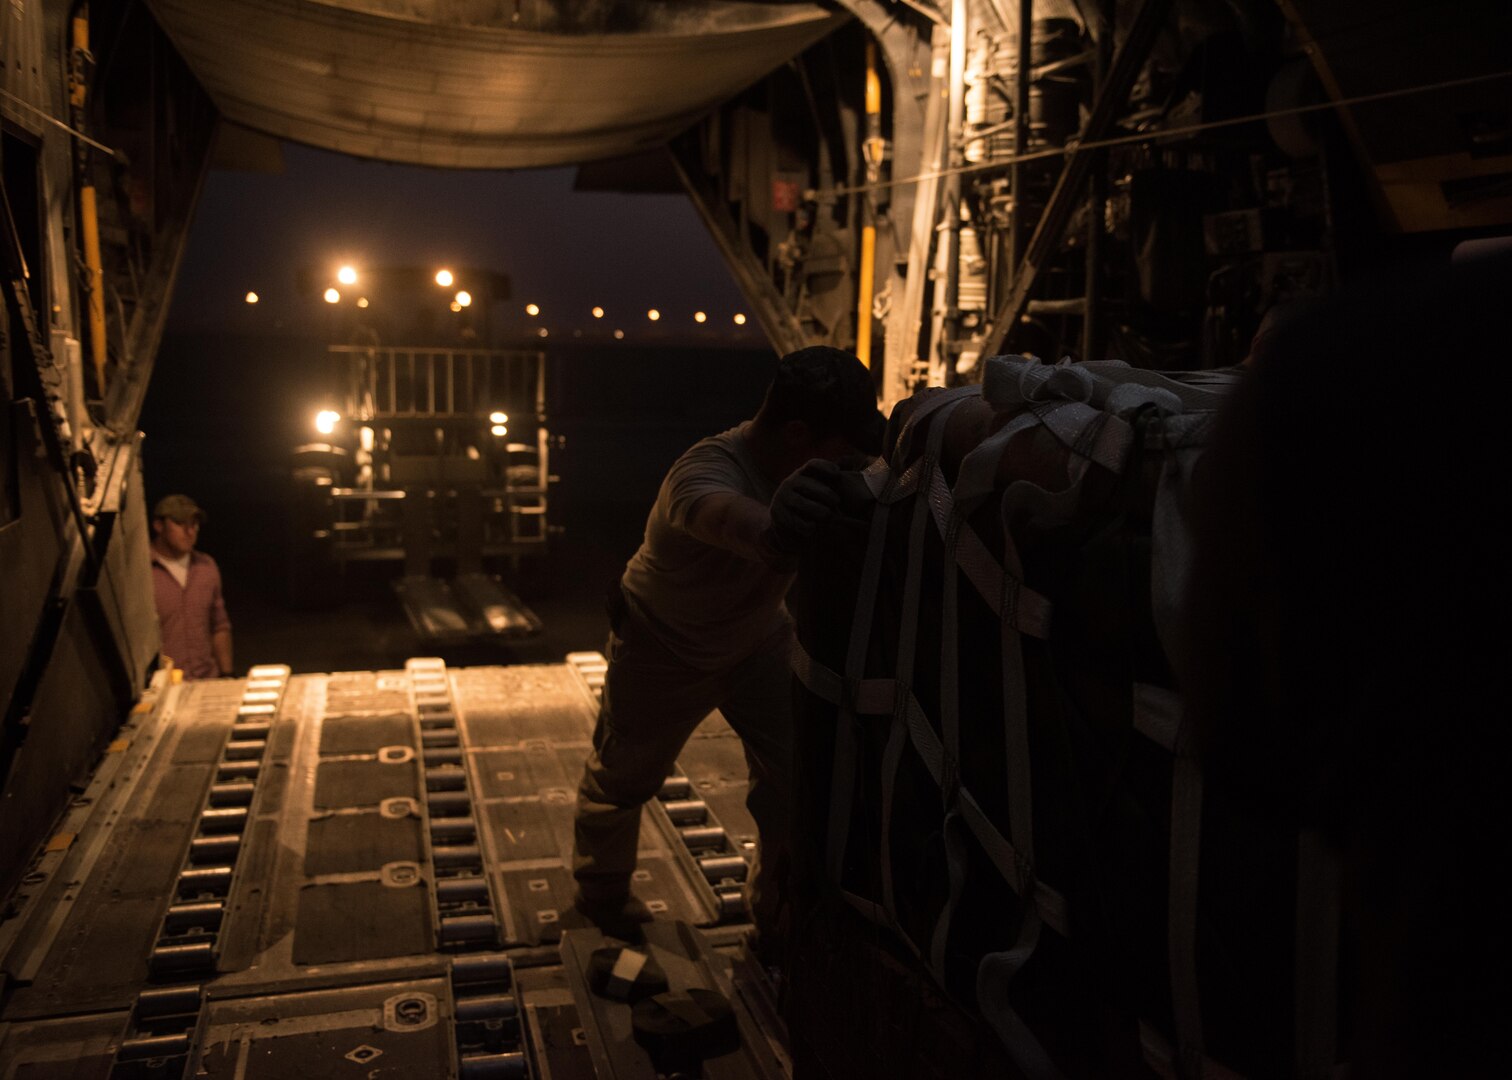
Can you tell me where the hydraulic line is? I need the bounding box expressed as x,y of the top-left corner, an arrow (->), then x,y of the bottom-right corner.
855,37 -> 884,368
68,5 -> 108,397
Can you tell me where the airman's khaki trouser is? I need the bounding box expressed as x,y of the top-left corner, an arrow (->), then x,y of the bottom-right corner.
572,613 -> 793,941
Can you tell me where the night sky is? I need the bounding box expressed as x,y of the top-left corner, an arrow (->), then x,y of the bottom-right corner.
166,142 -> 763,346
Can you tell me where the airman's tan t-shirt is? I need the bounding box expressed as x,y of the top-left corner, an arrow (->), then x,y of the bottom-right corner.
620,423 -> 793,669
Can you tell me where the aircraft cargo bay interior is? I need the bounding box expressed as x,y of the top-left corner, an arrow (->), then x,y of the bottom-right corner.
1,2 -> 1508,1078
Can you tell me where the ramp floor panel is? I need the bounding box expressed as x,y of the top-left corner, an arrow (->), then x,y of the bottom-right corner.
0,1013 -> 125,1079
1,662 -> 776,1078
303,813 -> 424,876
292,882 -> 433,965
314,759 -> 419,808
196,978 -> 453,1079
319,713 -> 414,755
3,681 -> 241,1018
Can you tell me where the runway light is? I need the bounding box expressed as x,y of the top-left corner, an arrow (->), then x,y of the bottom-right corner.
490,424 -> 508,437
525,303 -> 540,316
357,297 -> 369,308
337,265 -> 358,286
435,269 -> 454,287
592,306 -> 605,319
324,288 -> 341,304
450,300 -> 462,312
489,411 -> 508,424
455,290 -> 472,308
694,311 -> 707,323
647,308 -> 660,321
613,329 -> 625,340
244,291 -> 259,304
733,312 -> 747,325
315,409 -> 340,435
538,327 -> 549,338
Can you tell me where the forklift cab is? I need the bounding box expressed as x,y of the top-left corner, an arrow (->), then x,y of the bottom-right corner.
290,345 -> 552,640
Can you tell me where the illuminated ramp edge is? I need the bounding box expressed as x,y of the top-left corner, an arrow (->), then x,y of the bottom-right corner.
145,0 -> 847,168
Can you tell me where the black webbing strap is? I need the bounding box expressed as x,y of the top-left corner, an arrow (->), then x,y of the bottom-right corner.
1294,829 -> 1342,1079
883,396 -> 967,934
828,388 -> 973,895
792,642 -> 1071,938
823,492 -> 892,887
1168,723 -> 1206,1073
927,406 -> 968,978
1138,1020 -> 1247,1080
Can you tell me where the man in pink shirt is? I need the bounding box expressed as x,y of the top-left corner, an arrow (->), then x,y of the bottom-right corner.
150,494 -> 233,680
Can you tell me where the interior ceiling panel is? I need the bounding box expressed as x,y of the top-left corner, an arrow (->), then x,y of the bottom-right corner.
146,0 -> 847,168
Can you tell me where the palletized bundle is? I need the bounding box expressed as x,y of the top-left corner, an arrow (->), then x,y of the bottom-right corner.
789,357 -> 1327,1078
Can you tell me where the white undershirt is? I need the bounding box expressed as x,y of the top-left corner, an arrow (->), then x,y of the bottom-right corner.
158,552 -> 192,588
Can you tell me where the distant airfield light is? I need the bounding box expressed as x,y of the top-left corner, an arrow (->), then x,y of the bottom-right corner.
324,288 -> 341,304
435,269 -> 454,287
490,424 -> 508,437
450,300 -> 463,312
733,312 -> 747,325
613,329 -> 625,340
647,308 -> 661,321
694,311 -> 707,323
337,265 -> 358,286
244,291 -> 259,304
525,303 -> 540,316
489,411 -> 508,424
455,290 -> 472,308
592,306 -> 605,319
357,297 -> 369,309
538,327 -> 549,338
315,409 -> 341,435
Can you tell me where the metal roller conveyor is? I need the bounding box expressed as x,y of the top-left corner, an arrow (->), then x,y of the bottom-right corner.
163,901 -> 225,933
679,825 -> 728,851
426,765 -> 469,791
207,781 -> 257,806
663,799 -> 709,827
436,877 -> 491,904
1,662 -> 769,1077
699,854 -> 749,884
458,1051 -> 529,1080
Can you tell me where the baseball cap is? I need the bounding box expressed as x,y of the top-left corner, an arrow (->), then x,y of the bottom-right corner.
152,494 -> 205,524
769,346 -> 885,454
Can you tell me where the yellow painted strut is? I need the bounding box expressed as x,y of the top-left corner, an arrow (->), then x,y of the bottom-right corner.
71,8 -> 108,396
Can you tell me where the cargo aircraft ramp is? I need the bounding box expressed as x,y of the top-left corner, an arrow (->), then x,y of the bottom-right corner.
0,659 -> 783,1079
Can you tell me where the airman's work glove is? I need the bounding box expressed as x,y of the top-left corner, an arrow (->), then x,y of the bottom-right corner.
759,459 -> 843,568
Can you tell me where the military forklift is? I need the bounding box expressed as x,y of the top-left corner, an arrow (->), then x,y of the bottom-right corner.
289,267 -> 552,642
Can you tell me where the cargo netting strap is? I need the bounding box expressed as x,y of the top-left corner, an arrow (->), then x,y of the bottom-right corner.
804,378 -> 1076,931
796,380 -> 1081,1076
791,641 -> 1071,936
1135,683 -> 1209,1071
1293,830 -> 1343,1079
1168,724 -> 1206,1072
799,357 -> 1236,1076
1137,1022 -> 1247,1080
988,358 -> 1240,1077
